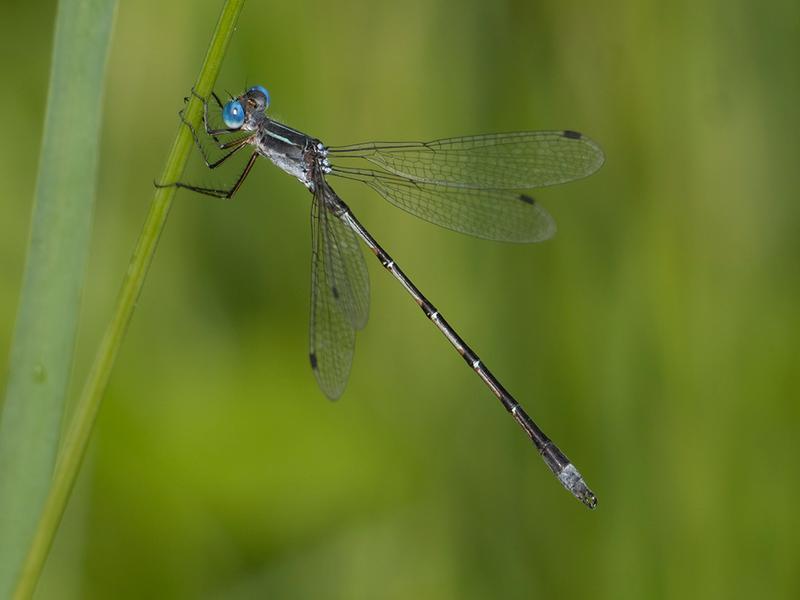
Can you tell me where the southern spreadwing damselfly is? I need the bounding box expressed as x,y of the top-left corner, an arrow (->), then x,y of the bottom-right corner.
157,85 -> 605,508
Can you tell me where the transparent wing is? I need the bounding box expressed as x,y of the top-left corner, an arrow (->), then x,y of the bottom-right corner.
332,167 -> 555,243
308,189 -> 370,400
321,188 -> 370,330
327,130 -> 605,190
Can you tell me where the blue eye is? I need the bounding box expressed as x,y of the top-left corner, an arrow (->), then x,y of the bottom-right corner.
248,85 -> 270,108
222,99 -> 245,128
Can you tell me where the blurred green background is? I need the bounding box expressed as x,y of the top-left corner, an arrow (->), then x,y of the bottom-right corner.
2,0 -> 799,598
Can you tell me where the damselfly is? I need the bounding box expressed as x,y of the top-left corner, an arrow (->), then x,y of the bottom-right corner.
157,86 -> 604,508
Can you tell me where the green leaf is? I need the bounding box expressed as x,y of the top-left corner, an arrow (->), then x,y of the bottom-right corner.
0,0 -> 119,596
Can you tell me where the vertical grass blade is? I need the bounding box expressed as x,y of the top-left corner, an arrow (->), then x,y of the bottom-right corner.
9,1 -> 247,597
0,0 -> 119,596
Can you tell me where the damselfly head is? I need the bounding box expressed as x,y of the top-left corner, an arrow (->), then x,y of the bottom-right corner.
222,86 -> 270,130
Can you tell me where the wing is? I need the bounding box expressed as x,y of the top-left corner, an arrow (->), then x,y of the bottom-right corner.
327,130 -> 605,190
308,188 -> 370,400
331,167 -> 555,243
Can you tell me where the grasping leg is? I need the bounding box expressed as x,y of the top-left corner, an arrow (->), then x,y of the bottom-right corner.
155,151 -> 259,199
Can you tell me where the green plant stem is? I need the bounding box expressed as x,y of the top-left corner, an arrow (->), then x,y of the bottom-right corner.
12,1 -> 247,597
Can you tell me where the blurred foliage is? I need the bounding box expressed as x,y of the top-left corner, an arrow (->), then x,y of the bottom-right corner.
1,0 -> 798,598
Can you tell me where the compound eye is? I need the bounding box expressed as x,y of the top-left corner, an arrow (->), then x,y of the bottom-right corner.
248,85 -> 270,110
222,99 -> 245,128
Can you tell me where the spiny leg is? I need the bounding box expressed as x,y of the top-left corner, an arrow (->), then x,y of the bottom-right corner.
155,151 -> 259,199
179,93 -> 252,168
181,90 -> 225,142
